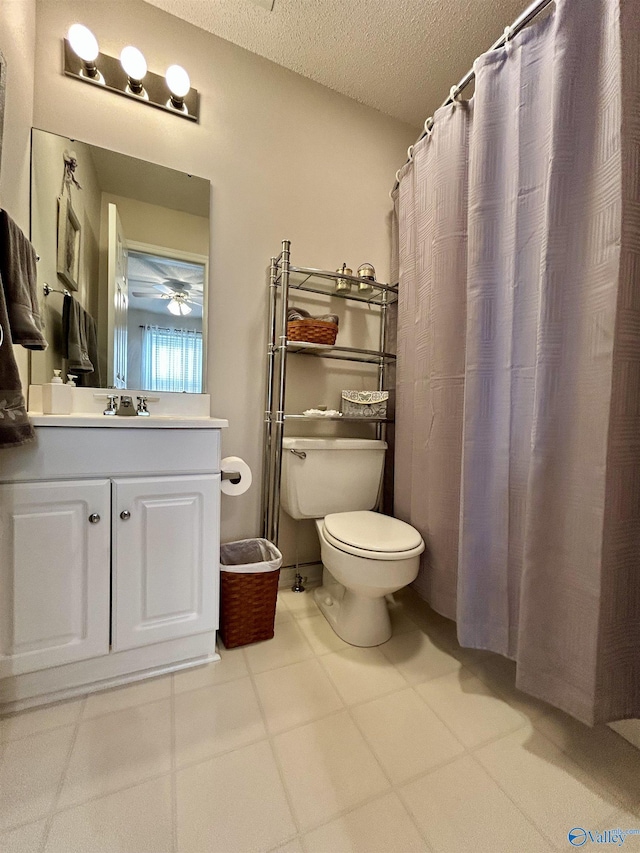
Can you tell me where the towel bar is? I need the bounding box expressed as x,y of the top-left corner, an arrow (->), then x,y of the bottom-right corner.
43,283 -> 71,298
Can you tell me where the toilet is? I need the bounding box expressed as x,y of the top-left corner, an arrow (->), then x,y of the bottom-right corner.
281,437 -> 424,646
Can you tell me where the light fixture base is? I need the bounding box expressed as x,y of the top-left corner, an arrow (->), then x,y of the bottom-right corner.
63,40 -> 199,122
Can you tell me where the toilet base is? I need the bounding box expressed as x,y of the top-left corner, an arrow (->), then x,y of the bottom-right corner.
314,584 -> 392,647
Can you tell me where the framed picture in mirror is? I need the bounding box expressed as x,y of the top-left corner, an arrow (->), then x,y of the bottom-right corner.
56,195 -> 81,291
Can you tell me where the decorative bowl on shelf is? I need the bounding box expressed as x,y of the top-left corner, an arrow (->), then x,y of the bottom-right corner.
303,409 -> 341,417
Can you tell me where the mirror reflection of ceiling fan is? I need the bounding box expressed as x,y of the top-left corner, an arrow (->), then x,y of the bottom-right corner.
131,279 -> 199,316
127,251 -> 205,316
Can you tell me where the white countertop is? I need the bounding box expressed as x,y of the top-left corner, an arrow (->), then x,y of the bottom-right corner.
29,414 -> 229,429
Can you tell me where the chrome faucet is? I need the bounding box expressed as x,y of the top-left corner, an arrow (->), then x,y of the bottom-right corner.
103,395 -> 118,416
136,396 -> 150,417
116,395 -> 136,416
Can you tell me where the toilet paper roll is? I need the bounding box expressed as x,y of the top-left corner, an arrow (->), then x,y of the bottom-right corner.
220,456 -> 252,496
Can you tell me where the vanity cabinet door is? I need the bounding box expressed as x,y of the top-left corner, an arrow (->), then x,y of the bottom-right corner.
0,480 -> 111,677
111,474 -> 220,651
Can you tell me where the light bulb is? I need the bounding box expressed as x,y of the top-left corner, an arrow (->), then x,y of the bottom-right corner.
120,46 -> 147,82
67,24 -> 99,62
168,298 -> 192,316
165,64 -> 190,99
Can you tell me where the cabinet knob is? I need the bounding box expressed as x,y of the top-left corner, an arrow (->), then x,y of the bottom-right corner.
120,510 -> 131,521
88,513 -> 101,524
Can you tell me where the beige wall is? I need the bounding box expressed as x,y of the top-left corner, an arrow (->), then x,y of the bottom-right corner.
0,0 -> 36,387
32,0 -> 415,554
101,194 -> 209,258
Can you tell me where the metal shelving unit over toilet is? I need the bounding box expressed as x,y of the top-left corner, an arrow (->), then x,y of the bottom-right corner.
262,239 -> 398,546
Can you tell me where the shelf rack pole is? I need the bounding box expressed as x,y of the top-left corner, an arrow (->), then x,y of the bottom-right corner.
270,239 -> 291,545
262,256 -> 278,539
377,289 -> 388,441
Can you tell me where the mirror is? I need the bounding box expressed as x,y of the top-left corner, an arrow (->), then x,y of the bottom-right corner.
30,129 -> 210,392
0,50 -> 6,176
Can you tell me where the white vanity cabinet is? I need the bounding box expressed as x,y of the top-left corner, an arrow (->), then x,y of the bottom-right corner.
112,475 -> 219,651
0,479 -> 111,678
0,416 -> 227,713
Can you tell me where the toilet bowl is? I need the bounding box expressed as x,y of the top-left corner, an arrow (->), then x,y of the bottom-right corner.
313,511 -> 423,646
279,436 -> 424,647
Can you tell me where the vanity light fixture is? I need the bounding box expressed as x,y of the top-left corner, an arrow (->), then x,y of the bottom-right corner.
67,24 -> 103,83
168,296 -> 192,316
63,27 -> 199,122
120,46 -> 148,98
165,65 -> 190,112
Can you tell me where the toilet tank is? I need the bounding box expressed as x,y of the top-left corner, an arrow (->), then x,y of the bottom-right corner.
280,437 -> 387,519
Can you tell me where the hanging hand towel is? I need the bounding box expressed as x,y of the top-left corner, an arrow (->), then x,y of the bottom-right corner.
0,270 -> 36,447
76,311 -> 102,387
0,210 -> 47,350
62,294 -> 94,374
0,211 -> 47,447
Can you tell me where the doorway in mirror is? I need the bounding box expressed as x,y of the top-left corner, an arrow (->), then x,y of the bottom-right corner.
126,245 -> 205,393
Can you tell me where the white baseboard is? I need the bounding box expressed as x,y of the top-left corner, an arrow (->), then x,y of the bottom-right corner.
0,633 -> 218,713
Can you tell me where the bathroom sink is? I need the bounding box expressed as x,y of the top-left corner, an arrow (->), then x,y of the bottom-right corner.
29,413 -> 229,429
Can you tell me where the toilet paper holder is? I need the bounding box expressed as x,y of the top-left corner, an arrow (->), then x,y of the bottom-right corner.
220,456 -> 252,496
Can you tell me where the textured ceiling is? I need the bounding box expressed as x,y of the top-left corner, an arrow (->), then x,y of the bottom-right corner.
144,0 -> 531,127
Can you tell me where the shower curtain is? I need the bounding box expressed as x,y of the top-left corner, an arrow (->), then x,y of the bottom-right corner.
394,0 -> 640,725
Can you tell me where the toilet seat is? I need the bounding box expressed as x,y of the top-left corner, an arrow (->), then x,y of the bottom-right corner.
322,511 -> 424,561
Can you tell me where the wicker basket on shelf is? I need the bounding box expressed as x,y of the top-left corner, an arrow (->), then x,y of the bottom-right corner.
287,318 -> 338,345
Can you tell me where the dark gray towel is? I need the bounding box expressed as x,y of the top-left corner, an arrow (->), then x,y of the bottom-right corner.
62,294 -> 94,374
0,269 -> 35,447
0,210 -> 47,350
76,312 -> 102,387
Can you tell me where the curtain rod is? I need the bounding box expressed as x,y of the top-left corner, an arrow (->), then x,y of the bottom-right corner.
392,0 -> 555,193
139,324 -> 201,333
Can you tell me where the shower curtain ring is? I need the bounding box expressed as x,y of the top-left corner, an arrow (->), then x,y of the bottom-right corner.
395,169 -> 403,184
503,25 -> 514,43
407,145 -> 414,162
449,86 -> 460,104
424,117 -> 434,139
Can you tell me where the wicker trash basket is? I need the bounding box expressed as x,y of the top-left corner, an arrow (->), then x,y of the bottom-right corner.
219,538 -> 283,649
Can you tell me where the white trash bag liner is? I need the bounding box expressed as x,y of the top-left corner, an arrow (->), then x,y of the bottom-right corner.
220,538 -> 282,574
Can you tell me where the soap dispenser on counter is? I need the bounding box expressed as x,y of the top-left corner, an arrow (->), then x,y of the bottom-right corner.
42,370 -> 72,414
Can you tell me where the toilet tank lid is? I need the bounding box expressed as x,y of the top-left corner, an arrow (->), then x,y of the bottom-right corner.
324,511 -> 423,552
283,438 -> 387,451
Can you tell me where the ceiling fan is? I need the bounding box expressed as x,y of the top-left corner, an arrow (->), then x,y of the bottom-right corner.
131,279 -> 200,315
127,250 -> 205,316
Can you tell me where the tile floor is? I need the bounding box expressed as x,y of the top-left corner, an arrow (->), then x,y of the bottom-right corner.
2,588 -> 640,852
